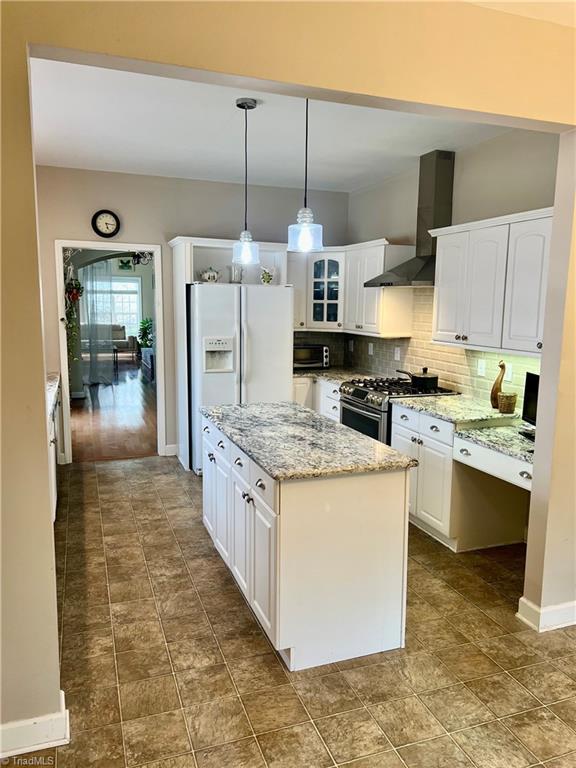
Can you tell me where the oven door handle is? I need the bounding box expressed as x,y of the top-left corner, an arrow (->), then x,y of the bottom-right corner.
340,401 -> 383,421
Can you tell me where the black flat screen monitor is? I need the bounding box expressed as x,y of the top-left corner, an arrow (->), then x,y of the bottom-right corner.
522,372 -> 539,426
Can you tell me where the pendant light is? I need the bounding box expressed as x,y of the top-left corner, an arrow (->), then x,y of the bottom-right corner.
233,98 -> 260,266
288,98 -> 323,253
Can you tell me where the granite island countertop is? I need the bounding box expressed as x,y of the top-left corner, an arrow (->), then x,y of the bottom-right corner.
201,401 -> 418,481
46,372 -> 60,419
455,423 -> 535,464
391,395 -> 520,428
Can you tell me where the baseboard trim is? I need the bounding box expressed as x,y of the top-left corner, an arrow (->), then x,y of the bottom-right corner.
163,444 -> 178,456
517,596 -> 576,632
0,690 -> 69,758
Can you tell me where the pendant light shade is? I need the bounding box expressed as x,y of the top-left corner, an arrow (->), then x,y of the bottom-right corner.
288,99 -> 323,253
233,98 -> 259,266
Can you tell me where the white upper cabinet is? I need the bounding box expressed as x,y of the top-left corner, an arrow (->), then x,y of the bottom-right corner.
502,217 -> 552,353
287,252 -> 308,329
464,225 -> 509,348
431,209 -> 552,353
307,252 -> 345,330
345,244 -> 413,338
432,232 -> 469,344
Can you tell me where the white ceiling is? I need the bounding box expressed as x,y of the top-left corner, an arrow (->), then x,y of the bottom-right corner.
30,58 -> 508,193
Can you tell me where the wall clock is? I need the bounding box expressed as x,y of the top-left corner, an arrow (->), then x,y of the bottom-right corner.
91,209 -> 120,238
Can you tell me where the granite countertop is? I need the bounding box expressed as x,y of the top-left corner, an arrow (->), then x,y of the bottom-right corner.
293,368 -> 374,384
455,423 -> 535,464
201,402 -> 418,481
46,372 -> 60,419
391,395 -> 520,427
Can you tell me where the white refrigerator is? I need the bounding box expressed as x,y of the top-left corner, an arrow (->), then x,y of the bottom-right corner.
185,283 -> 293,473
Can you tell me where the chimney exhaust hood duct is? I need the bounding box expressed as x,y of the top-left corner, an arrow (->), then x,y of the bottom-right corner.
364,149 -> 455,287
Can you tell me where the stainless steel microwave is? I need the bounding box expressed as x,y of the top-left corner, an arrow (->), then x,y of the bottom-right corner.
293,345 -> 330,369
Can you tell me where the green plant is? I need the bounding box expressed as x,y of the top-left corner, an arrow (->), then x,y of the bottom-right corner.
138,317 -> 154,348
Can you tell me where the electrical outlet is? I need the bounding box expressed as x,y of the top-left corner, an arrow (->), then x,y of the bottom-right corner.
504,363 -> 513,382
348,339 -> 354,352
477,359 -> 486,377
368,343 -> 374,356
394,347 -> 401,361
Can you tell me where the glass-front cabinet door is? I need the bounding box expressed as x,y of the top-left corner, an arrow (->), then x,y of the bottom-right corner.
306,252 -> 345,330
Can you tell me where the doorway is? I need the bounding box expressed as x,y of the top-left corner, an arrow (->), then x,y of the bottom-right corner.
55,240 -> 166,462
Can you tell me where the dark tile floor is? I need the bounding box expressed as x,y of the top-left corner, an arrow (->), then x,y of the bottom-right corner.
7,457 -> 576,767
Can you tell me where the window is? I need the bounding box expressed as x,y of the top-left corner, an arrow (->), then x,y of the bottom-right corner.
81,276 -> 142,337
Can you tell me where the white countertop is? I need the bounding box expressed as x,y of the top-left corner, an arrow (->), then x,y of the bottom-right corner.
392,394 -> 519,427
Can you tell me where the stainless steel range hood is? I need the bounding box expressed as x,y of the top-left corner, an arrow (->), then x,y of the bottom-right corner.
364,149 -> 455,287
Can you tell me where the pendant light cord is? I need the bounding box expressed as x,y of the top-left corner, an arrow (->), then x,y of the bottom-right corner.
244,107 -> 248,231
304,98 -> 309,209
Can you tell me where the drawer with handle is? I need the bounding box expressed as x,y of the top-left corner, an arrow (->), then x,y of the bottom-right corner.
453,437 -> 533,491
230,446 -> 250,481
419,414 -> 454,446
318,379 -> 341,403
201,418 -> 230,459
391,404 -> 420,431
321,400 -> 341,422
249,463 -> 277,511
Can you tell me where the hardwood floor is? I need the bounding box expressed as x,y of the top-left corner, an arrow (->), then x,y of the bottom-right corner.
71,357 -> 157,461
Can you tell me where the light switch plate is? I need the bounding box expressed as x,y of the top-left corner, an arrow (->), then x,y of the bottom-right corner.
368,343 -> 374,356
348,339 -> 354,352
477,359 -> 486,377
504,364 -> 513,382
394,347 -> 401,361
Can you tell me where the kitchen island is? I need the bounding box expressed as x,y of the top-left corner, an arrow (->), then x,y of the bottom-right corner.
200,402 -> 416,671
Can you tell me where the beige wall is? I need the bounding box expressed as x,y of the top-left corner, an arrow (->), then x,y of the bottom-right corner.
36,166 -> 348,446
2,0 -> 574,742
347,130 -> 559,243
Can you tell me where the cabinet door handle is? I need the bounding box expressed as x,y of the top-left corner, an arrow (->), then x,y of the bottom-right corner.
459,448 -> 471,456
462,335 -> 469,341
411,436 -> 417,443
234,457 -> 243,467
400,414 -> 409,421
430,425 -> 440,433
247,495 -> 254,505
49,437 -> 57,445
255,479 -> 266,490
337,322 -> 342,327
519,470 -> 532,480
417,438 -> 423,445
217,440 -> 225,449
203,426 -> 210,433
536,342 -> 543,350
299,321 -> 305,327
332,405 -> 338,411
241,491 -> 249,500
455,334 -> 461,340
332,389 -> 339,395
207,452 -> 215,462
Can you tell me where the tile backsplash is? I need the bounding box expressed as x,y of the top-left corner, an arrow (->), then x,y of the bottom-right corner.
297,289 -> 540,408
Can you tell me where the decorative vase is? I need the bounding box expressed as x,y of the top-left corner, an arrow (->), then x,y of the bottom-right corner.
490,360 -> 506,409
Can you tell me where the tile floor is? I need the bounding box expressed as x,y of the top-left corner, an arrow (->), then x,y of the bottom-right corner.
8,457 -> 576,767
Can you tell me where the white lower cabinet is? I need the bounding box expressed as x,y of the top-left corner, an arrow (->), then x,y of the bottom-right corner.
292,377 -> 314,409
388,424 -> 418,516
202,420 -> 278,644
391,422 -> 452,537
416,437 -> 453,536
48,415 -> 58,523
252,494 -> 277,638
214,453 -> 232,564
202,440 -> 217,538
230,470 -> 252,598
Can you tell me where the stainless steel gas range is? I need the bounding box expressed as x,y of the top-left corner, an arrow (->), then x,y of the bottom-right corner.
339,376 -> 458,444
